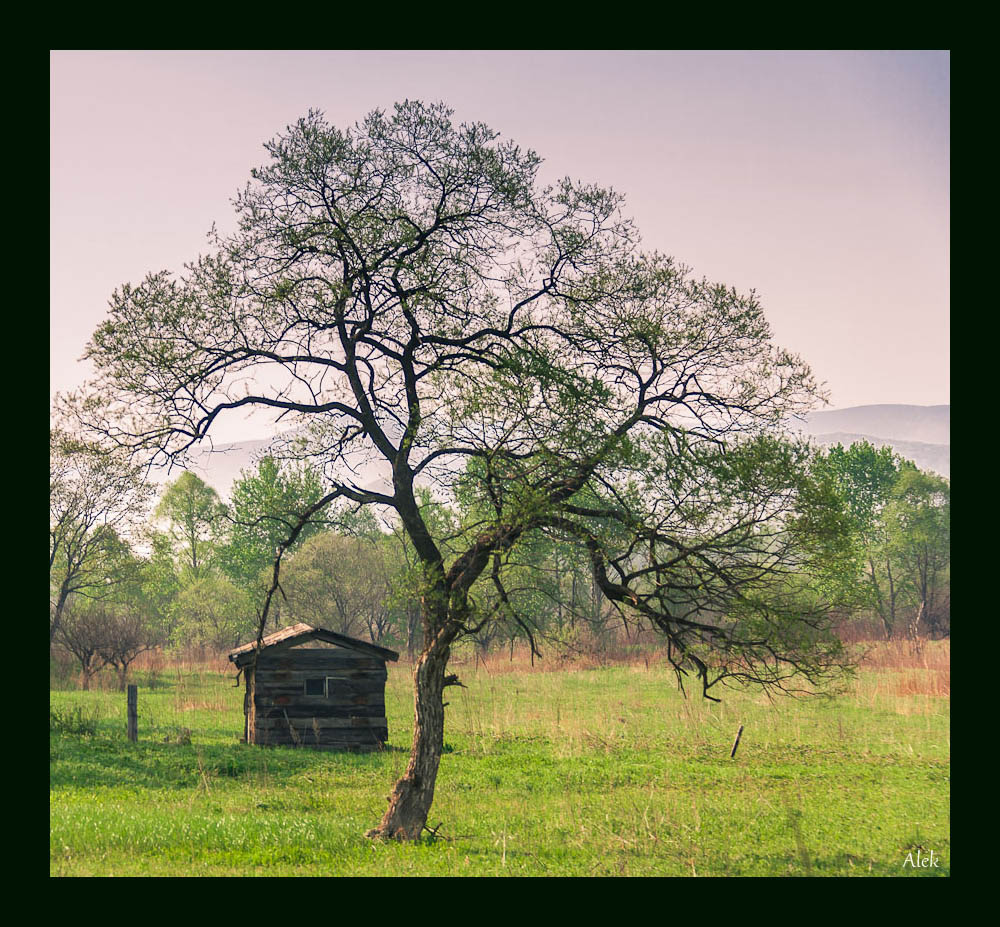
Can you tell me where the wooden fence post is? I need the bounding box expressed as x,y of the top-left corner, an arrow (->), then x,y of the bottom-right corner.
127,684 -> 138,742
730,724 -> 744,758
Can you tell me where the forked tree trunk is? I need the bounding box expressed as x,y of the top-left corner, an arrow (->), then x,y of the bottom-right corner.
368,635 -> 451,840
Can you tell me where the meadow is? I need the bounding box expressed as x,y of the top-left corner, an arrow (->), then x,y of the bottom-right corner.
49,640 -> 949,876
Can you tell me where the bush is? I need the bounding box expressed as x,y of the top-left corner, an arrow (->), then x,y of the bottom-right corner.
49,704 -> 99,736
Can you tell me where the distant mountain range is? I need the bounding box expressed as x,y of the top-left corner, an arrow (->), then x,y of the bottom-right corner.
790,404 -> 949,478
794,404 -> 949,446
153,403 -> 949,497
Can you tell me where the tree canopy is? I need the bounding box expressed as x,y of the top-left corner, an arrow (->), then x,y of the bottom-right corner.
50,427 -> 153,643
155,471 -> 225,580
217,456 -> 326,596
64,101 -> 859,840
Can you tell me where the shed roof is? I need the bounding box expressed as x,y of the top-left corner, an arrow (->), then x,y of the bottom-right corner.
228,623 -> 400,668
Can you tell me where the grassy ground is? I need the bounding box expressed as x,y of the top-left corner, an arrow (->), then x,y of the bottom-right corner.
49,641 -> 949,876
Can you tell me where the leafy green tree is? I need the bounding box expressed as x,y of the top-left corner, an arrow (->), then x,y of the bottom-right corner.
455,467 -> 629,657
282,531 -> 398,642
154,471 -> 225,581
134,530 -> 183,640
884,467 -> 950,638
218,456 -> 326,606
55,540 -> 169,690
815,442 -> 902,532
812,442 -> 904,637
67,101 -> 858,840
50,428 -> 153,643
94,533 -> 180,684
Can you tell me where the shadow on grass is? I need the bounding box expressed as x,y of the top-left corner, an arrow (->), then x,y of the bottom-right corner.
50,733 -> 396,791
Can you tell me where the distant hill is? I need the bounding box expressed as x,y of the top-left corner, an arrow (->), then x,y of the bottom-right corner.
795,404 -> 950,446
151,404 -> 950,499
789,404 -> 950,478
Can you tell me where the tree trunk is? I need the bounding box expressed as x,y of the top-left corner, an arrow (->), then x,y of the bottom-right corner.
886,559 -> 898,637
406,605 -> 421,660
909,600 -> 926,641
868,558 -> 892,640
369,636 -> 451,841
50,585 -> 71,645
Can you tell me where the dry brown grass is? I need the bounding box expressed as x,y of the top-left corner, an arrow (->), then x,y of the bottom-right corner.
858,638 -> 950,672
54,630 -> 950,710
858,639 -> 950,697
132,648 -> 232,677
849,638 -> 950,713
450,633 -> 673,677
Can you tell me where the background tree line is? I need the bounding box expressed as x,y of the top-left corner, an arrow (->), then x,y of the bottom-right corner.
51,427 -> 949,690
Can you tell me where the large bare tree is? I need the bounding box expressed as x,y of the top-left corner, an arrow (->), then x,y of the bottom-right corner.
62,102 -> 856,840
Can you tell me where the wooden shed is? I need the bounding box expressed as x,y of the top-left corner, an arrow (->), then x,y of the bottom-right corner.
228,623 -> 399,751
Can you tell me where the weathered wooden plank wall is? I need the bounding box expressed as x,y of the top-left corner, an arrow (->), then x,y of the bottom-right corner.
245,644 -> 391,750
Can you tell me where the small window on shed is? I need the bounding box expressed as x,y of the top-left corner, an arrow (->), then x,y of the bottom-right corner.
304,677 -> 326,696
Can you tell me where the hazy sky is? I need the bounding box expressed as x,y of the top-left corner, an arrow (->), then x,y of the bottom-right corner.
50,50 -> 949,444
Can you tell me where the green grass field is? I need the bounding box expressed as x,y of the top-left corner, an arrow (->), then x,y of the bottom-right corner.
50,641 -> 949,876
